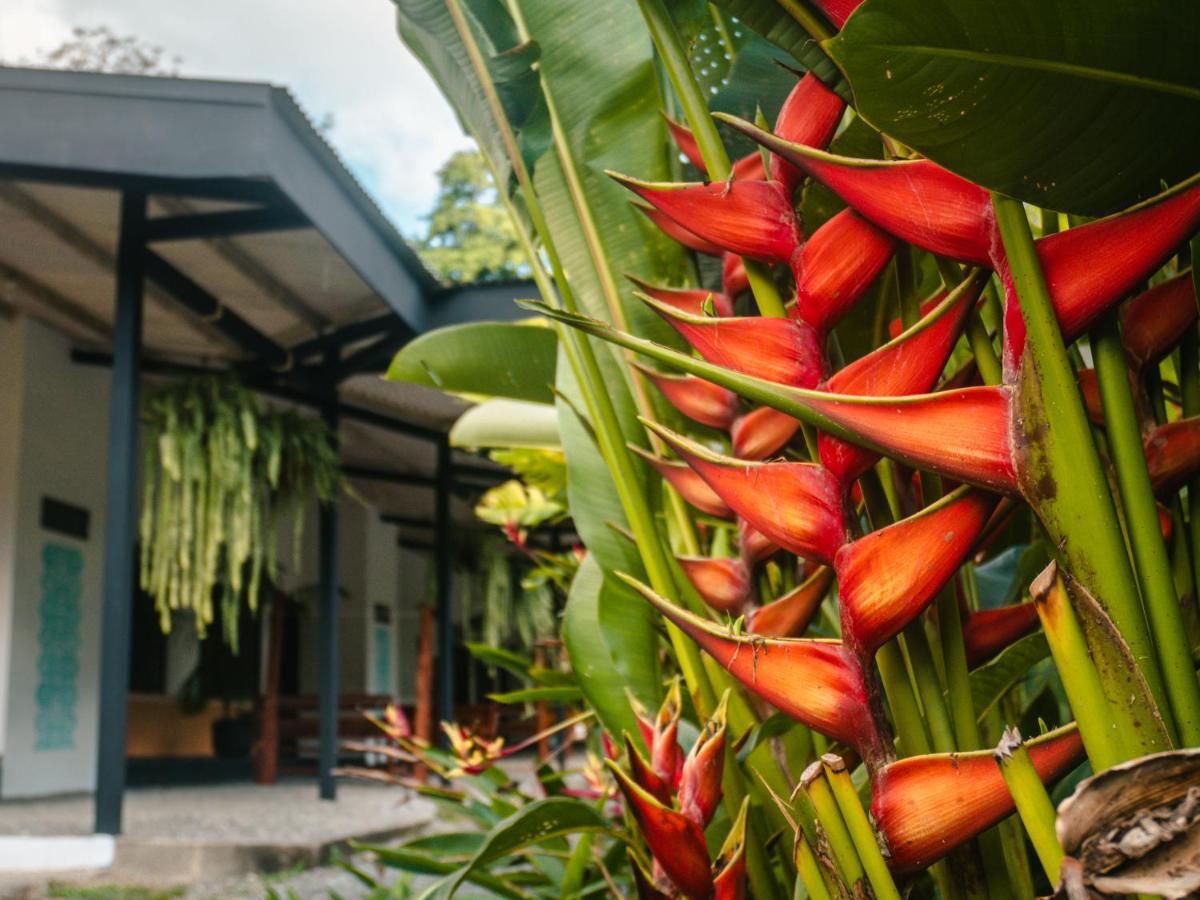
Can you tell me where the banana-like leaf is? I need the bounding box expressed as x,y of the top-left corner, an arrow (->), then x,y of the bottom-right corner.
827,0 -> 1200,215
450,399 -> 561,450
387,322 -> 557,403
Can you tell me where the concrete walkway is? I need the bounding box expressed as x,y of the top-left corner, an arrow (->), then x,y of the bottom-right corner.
0,780 -> 435,897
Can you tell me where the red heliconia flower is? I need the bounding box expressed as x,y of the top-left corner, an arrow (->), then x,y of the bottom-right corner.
613,174 -> 803,266
625,733 -> 674,808
730,406 -> 802,461
771,73 -> 846,196
621,574 -> 890,767
1121,270 -> 1198,368
791,209 -> 897,336
722,253 -> 749,297
646,421 -> 848,563
712,800 -> 750,900
678,555 -> 752,614
629,851 -> 673,900
1145,417 -> 1200,496
636,363 -> 740,431
609,763 -> 713,900
817,277 -> 982,484
637,202 -> 727,256
629,683 -> 686,790
677,691 -> 729,828
626,274 -> 735,318
962,603 -> 1041,668
738,519 -> 778,566
663,115 -> 764,182
631,446 -> 733,519
1077,368 -> 1106,426
746,565 -> 834,637
811,0 -> 863,28
835,488 -> 998,653
871,724 -> 1085,873
720,118 -> 996,266
638,292 -> 824,388
797,386 -> 1019,494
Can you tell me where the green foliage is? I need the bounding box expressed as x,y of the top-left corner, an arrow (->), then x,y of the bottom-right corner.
829,0 -> 1200,215
138,376 -> 339,649
415,150 -> 529,283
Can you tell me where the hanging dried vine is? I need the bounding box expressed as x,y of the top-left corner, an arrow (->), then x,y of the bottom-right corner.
139,376 -> 341,649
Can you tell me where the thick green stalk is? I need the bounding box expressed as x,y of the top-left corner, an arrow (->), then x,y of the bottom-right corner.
992,193 -> 1173,749
822,756 -> 903,900
876,641 -> 932,757
634,0 -> 787,319
995,727 -> 1064,886
966,313 -> 1003,386
902,624 -> 956,752
939,586 -> 981,751
795,835 -> 835,900
1092,311 -> 1200,744
800,763 -> 867,891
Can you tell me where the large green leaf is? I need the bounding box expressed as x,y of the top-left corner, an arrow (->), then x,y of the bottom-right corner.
386,322 -> 556,403
394,0 -> 543,181
969,631 -> 1050,722
828,0 -> 1200,215
563,554 -> 660,740
450,399 -> 561,449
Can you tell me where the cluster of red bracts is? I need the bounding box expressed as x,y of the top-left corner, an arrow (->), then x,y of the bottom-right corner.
587,68 -> 1200,878
614,688 -> 747,900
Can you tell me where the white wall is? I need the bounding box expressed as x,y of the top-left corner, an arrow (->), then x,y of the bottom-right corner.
1,317 -> 110,797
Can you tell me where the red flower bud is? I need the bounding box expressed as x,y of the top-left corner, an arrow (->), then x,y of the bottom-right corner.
631,445 -> 733,519
625,733 -> 673,807
739,519 -> 778,566
746,565 -> 834,637
1121,270 -> 1198,368
712,799 -> 750,900
811,0 -> 863,28
636,363 -> 740,431
1145,417 -> 1200,496
731,406 -> 802,461
963,603 -> 1041,668
771,73 -> 846,196
646,421 -> 848,563
836,488 -> 998,652
637,202 -> 726,256
626,274 -> 735,318
871,724 -> 1084,873
722,253 -> 749,298
678,692 -> 729,828
679,556 -> 753,614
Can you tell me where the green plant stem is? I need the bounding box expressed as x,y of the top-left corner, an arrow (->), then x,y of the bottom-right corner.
901,624 -> 955,752
822,757 -> 903,900
966,313 -> 1003,386
1184,263 -> 1200,617
800,764 -> 867,891
876,641 -> 932,757
939,587 -> 981,751
634,0 -> 787,318
776,0 -> 836,42
996,728 -> 1064,886
991,193 -> 1173,751
795,834 -> 835,900
1092,312 -> 1200,745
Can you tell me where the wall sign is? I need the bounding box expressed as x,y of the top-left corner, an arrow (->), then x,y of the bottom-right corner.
34,543 -> 83,751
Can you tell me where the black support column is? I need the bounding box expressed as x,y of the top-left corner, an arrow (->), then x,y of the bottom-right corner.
94,189 -> 147,835
435,437 -> 454,729
317,353 -> 341,801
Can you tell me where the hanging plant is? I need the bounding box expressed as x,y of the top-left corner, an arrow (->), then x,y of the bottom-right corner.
138,375 -> 340,650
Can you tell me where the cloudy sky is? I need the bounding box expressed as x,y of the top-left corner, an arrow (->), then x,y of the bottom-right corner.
0,0 -> 475,237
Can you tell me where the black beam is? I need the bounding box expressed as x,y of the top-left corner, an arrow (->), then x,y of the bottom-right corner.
337,401 -> 443,442
94,189 -> 147,835
143,251 -> 290,369
317,351 -> 340,802
143,206 -> 308,243
335,328 -> 412,382
0,163 -> 285,205
286,312 -> 399,364
344,465 -> 436,488
435,438 -> 454,731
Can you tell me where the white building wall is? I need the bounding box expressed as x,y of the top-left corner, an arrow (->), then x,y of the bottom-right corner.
1,317 -> 110,797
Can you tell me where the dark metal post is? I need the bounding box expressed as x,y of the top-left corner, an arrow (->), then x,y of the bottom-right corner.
317,353 -> 341,800
94,189 -> 146,835
435,437 -> 454,729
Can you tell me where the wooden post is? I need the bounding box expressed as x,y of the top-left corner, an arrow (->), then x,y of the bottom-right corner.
254,590 -> 286,784
534,643 -> 552,763
413,603 -> 435,781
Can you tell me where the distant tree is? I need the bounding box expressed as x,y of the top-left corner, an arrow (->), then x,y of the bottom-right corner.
30,26 -> 181,76
415,150 -> 528,284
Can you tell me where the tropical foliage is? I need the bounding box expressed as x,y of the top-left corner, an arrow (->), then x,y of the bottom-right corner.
386,0 -> 1200,896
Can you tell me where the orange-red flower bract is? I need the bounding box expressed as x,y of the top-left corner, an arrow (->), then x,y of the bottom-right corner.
746,566 -> 834,638
801,387 -> 1019,494
770,73 -> 845,195
677,694 -> 728,828
626,275 -> 735,318
731,407 -> 802,461
614,174 -> 803,265
624,733 -> 673,807
640,295 -> 825,389
871,725 -> 1084,873
625,576 -> 888,764
723,118 -> 996,266
609,763 -> 713,900
636,364 -> 740,431
1145,417 -> 1200,496
817,279 -> 980,484
636,203 -> 726,256
811,0 -> 863,28
678,556 -> 752,614
1121,270 -> 1198,368
835,488 -> 997,653
632,447 -> 733,519
739,520 -> 777,566
648,422 -> 847,563
712,801 -> 749,900
722,253 -> 749,298
963,603 -> 1041,668
791,209 -> 896,336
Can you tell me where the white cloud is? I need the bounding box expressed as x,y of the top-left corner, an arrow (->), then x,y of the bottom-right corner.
0,0 -> 476,234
